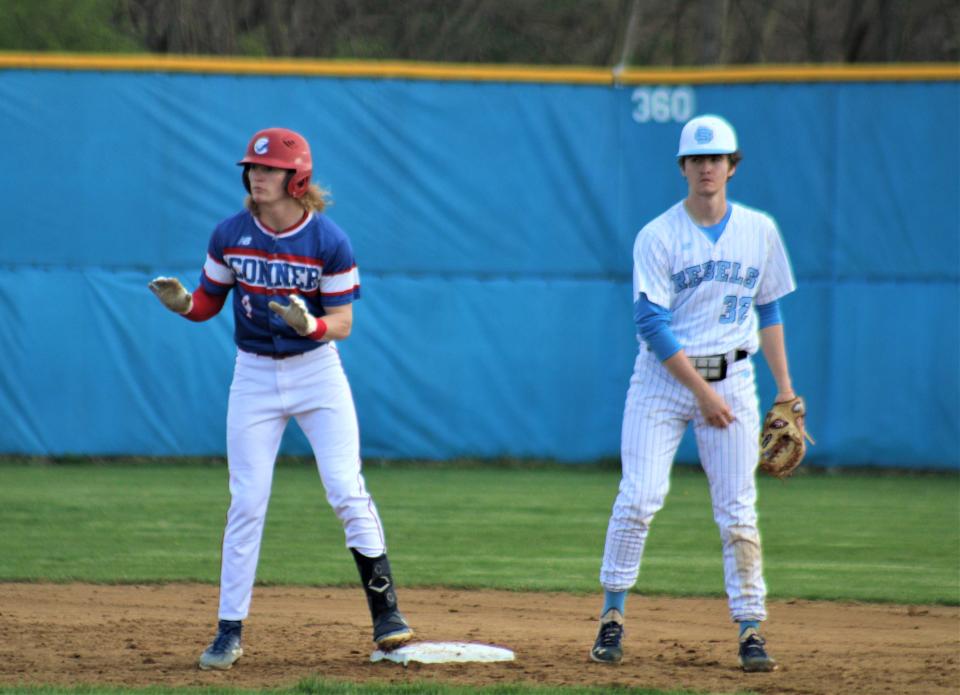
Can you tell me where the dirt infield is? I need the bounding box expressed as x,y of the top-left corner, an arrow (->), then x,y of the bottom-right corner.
0,584 -> 956,695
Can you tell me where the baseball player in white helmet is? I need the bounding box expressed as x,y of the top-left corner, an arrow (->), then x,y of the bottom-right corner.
149,127 -> 413,671
590,114 -> 799,672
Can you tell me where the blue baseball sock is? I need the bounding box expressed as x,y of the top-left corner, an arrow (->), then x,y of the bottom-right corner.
738,620 -> 760,636
602,590 -> 626,616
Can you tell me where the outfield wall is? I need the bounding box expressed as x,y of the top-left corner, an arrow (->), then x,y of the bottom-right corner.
0,56 -> 957,469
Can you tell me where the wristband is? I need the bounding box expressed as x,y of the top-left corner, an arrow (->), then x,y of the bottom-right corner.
307,318 -> 328,341
184,286 -> 226,321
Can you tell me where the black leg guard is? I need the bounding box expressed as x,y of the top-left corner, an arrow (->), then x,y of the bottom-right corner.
351,549 -> 414,649
351,549 -> 398,615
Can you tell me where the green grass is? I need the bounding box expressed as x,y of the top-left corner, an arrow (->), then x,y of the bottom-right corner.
0,459 -> 957,605
0,677 -> 745,694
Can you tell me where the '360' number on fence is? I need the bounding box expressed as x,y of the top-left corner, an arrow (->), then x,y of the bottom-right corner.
631,87 -> 695,124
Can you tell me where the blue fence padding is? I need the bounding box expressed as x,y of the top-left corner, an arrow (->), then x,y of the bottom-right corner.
343,274 -> 635,461
833,83 -> 959,279
0,69 -> 957,469
824,281 -> 959,466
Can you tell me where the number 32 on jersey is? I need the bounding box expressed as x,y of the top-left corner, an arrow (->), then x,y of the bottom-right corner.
720,295 -> 752,324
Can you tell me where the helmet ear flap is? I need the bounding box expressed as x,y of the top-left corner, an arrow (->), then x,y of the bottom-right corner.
242,165 -> 252,194
287,171 -> 311,198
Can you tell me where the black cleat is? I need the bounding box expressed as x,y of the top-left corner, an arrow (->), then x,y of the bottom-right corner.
590,608 -> 624,664
373,609 -> 414,650
739,627 -> 778,672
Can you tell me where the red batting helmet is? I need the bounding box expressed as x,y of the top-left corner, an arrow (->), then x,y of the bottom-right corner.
238,127 -> 312,199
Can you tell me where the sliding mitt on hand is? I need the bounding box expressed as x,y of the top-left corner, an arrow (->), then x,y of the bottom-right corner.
268,295 -> 317,336
148,277 -> 193,315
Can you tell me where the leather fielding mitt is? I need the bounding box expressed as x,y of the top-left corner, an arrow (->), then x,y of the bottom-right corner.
759,396 -> 815,479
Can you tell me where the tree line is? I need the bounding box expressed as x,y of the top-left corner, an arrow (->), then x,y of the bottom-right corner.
1,0 -> 957,65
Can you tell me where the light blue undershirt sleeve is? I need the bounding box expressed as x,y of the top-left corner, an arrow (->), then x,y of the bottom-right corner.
634,293 -> 682,362
756,299 -> 782,328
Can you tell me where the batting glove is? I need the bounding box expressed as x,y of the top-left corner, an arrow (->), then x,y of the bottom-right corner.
148,277 -> 193,315
268,295 -> 317,336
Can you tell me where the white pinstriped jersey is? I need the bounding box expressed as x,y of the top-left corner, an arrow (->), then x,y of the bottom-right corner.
199,210 -> 361,355
633,201 -> 796,356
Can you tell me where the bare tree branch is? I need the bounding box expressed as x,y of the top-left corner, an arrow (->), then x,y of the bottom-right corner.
101,0 -> 960,65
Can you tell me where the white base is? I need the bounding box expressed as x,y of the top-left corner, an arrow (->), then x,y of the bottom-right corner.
370,641 -> 515,665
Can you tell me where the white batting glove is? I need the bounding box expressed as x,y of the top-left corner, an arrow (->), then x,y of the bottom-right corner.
148,276 -> 193,315
268,295 -> 317,336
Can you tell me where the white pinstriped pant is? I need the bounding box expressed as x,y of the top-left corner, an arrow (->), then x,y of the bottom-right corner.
600,348 -> 767,622
218,344 -> 386,621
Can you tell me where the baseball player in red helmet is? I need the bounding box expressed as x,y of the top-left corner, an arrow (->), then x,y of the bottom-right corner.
149,127 -> 413,670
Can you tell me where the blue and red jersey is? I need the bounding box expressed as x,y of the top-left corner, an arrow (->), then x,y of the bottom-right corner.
198,210 -> 361,355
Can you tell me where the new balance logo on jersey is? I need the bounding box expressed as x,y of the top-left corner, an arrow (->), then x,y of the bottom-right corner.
671,260 -> 759,293
225,252 -> 321,293
238,236 -> 253,246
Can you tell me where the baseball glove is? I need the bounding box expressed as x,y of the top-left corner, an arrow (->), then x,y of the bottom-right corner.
758,396 -> 814,479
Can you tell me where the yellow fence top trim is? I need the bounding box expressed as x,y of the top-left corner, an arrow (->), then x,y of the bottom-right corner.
1,52 -> 957,84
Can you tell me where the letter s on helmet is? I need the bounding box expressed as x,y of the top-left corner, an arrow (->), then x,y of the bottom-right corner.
238,127 -> 312,199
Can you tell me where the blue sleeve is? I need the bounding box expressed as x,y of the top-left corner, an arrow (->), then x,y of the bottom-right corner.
324,229 -> 357,275
318,217 -> 362,306
198,224 -> 233,296
634,293 -> 682,361
756,299 -> 783,328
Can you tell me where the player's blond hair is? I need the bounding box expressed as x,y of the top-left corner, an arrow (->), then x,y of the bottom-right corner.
244,182 -> 331,216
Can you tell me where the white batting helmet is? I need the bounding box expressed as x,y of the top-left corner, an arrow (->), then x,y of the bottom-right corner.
676,115 -> 738,157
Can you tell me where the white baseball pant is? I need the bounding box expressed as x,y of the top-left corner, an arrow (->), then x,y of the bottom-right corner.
218,344 -> 385,620
600,348 -> 767,622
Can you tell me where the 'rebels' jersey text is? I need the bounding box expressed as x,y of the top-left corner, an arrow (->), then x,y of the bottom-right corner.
198,210 -> 361,355
632,201 -> 795,357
